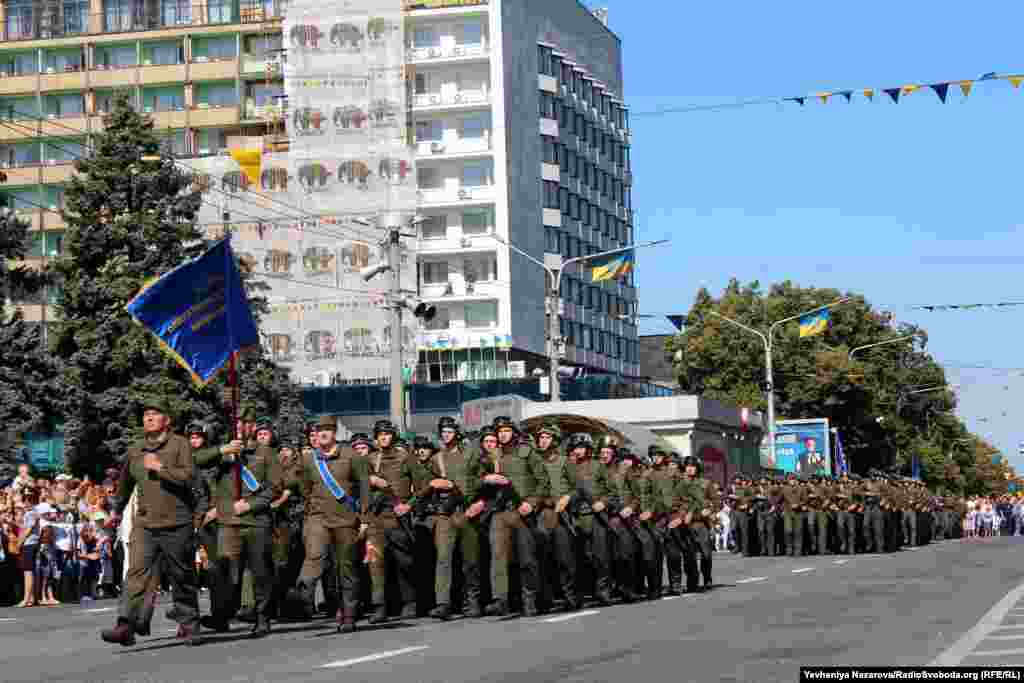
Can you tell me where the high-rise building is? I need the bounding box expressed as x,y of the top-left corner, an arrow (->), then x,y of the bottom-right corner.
1,0 -> 637,384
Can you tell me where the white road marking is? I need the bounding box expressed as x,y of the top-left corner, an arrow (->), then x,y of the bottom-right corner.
661,596 -> 681,601
792,568 -> 814,574
542,609 -> 600,623
980,634 -> 1024,641
965,648 -> 1024,657
81,608 -> 115,613
0,618 -> 17,622
736,577 -> 767,584
320,645 -> 429,669
833,560 -> 849,565
993,625 -> 1024,632
932,581 -> 1024,665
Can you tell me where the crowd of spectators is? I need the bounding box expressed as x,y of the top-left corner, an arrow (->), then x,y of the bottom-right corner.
0,464 -> 123,607
964,496 -> 1024,539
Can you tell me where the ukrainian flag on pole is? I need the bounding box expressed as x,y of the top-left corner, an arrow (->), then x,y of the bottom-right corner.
798,309 -> 831,338
590,249 -> 635,283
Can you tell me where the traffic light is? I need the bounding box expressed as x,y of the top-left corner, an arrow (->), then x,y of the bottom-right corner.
403,296 -> 436,322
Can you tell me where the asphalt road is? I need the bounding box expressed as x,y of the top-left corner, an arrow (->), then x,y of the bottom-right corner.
3,537 -> 1024,682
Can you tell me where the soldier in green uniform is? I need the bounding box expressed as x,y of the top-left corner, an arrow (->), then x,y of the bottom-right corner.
834,472 -> 858,554
480,417 -> 551,617
566,433 -> 614,605
731,474 -> 754,556
677,455 -> 719,591
363,420 -> 416,623
648,445 -> 683,594
399,436 -> 442,615
198,417 -> 281,636
634,451 -> 663,599
862,472 -> 885,553
535,423 -> 580,612
781,473 -> 806,557
187,422 -> 228,625
752,475 -> 774,556
102,397 -> 200,647
813,475 -> 834,555
622,447 -> 660,600
433,417 -> 481,618
605,441 -> 643,602
289,416 -> 369,633
269,442 -> 303,619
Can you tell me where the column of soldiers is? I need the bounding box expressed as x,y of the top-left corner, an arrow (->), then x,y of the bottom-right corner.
100,400 -> 966,647
728,471 -> 966,558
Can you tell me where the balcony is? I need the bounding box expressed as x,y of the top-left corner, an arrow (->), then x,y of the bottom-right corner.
241,54 -> 283,75
403,0 -> 490,14
190,104 -> 241,126
0,73 -> 39,96
189,58 -> 239,81
411,89 -> 489,111
417,184 -> 495,207
40,67 -> 87,92
421,279 -> 501,301
89,65 -> 137,88
148,108 -> 188,128
42,162 -> 76,183
41,114 -> 89,137
407,44 -> 489,64
243,101 -> 286,122
414,136 -> 491,159
138,62 -> 187,84
0,13 -> 90,42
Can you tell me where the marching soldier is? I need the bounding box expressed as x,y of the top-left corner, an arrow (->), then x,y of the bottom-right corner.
781,473 -> 806,557
535,424 -> 580,612
902,479 -> 919,547
364,420 -> 417,623
289,416 -> 369,633
269,442 -> 304,620
200,417 -> 281,637
434,417 -> 482,618
102,397 -> 200,647
605,441 -> 643,603
187,422 -> 226,623
862,472 -> 885,553
566,433 -> 614,605
400,436 -> 443,615
649,445 -> 683,594
677,455 -> 719,591
479,417 -> 551,617
812,475 -> 833,555
834,472 -> 858,555
753,475 -> 776,557
732,474 -> 754,557
622,448 -> 661,600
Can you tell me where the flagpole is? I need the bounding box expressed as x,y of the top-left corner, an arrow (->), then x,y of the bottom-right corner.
224,223 -> 242,502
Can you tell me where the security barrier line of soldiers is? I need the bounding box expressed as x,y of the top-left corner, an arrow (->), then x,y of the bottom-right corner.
98,398 -> 967,647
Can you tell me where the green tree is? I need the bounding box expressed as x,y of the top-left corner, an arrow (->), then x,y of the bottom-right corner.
0,209 -> 68,470
668,279 -> 970,483
51,94 -> 304,475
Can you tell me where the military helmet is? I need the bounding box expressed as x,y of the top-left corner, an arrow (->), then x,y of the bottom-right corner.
186,422 -> 207,438
437,416 -> 461,436
567,432 -> 594,451
597,434 -> 619,452
239,404 -> 257,423
492,415 -> 518,432
478,426 -> 498,443
682,455 -> 700,471
373,419 -> 398,436
649,443 -> 668,458
254,417 -> 274,433
140,396 -> 173,417
350,432 -> 372,448
413,435 -> 438,453
537,423 -> 563,442
619,446 -> 637,463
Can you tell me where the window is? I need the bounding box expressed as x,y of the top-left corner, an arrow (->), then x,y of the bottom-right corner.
0,187 -> 38,211
459,114 -> 488,139
542,137 -> 557,164
416,166 -> 441,189
95,89 -> 135,113
559,145 -> 569,173
95,44 -> 137,68
43,48 -> 84,73
415,119 -> 442,143
44,93 -> 85,118
414,73 -> 430,95
195,82 -> 237,107
583,326 -> 592,350
462,254 -> 496,283
43,137 -> 86,164
413,27 -> 439,49
162,0 -> 191,25
462,208 -> 492,235
195,128 -> 228,155
249,83 -> 283,106
420,214 -> 447,240
543,181 -> 559,210
193,36 -> 237,61
207,0 -> 237,23
539,92 -> 555,119
142,41 -> 184,66
157,129 -> 187,156
464,301 -> 498,328
0,142 -> 40,167
424,306 -> 450,331
459,22 -> 483,47
538,45 -> 553,76
545,227 -> 557,252
422,261 -> 448,285
245,34 -> 282,57
142,86 -> 184,112
30,231 -> 63,257
0,51 -> 38,76
577,115 -> 586,141
461,160 -> 492,187
4,0 -> 35,39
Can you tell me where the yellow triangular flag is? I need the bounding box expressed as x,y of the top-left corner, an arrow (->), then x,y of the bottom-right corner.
863,88 -> 874,100
960,80 -> 973,98
229,148 -> 262,186
1008,75 -> 1023,89
901,84 -> 919,96
817,92 -> 831,104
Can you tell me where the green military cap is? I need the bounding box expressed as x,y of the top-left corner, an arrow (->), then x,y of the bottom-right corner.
537,423 -> 562,441
140,396 -> 172,416
315,415 -> 337,431
413,435 -> 438,453
254,417 -> 274,433
239,404 -> 257,422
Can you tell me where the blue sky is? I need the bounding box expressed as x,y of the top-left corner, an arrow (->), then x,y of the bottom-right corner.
595,1 -> 1024,470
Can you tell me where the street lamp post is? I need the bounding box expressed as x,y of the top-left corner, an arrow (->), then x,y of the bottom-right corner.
710,299 -> 851,468
493,236 -> 668,403
848,334 -> 920,361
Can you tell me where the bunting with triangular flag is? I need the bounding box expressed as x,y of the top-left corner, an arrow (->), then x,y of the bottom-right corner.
960,80 -> 973,98
789,97 -> 806,106
1008,75 -> 1023,88
884,88 -> 901,104
901,84 -> 919,96
930,82 -> 950,103
817,92 -> 831,104
839,90 -> 853,102
863,88 -> 875,101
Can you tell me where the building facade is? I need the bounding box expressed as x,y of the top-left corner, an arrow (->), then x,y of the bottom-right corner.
1,0 -> 638,385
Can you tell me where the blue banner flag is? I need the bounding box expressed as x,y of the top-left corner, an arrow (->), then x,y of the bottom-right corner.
912,454 -> 921,480
798,309 -> 830,338
834,429 -> 848,475
126,238 -> 259,385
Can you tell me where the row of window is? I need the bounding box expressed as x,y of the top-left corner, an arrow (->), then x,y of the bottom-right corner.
537,44 -> 629,131
540,98 -> 630,170
559,316 -> 639,362
423,300 -> 499,331
414,114 -> 489,143
559,275 -> 636,317
0,33 -> 273,76
421,253 -> 498,286
411,21 -> 485,49
542,145 -> 631,209
542,186 -> 633,244
419,208 -> 493,239
2,0 -> 282,41
416,160 -> 493,190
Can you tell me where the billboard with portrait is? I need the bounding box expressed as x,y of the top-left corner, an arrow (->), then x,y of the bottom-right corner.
759,418 -> 831,475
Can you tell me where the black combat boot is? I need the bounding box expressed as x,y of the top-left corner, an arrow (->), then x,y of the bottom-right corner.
429,603 -> 452,621
485,597 -> 509,617
521,588 -> 539,618
101,619 -> 136,646
176,622 -> 201,647
200,615 -> 231,633
338,606 -> 357,634
250,616 -> 271,638
368,604 -> 388,624
235,607 -> 257,624
463,566 -> 483,618
594,576 -> 614,605
400,602 -> 417,619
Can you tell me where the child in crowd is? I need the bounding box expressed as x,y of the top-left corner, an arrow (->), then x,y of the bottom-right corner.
35,525 -> 61,606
